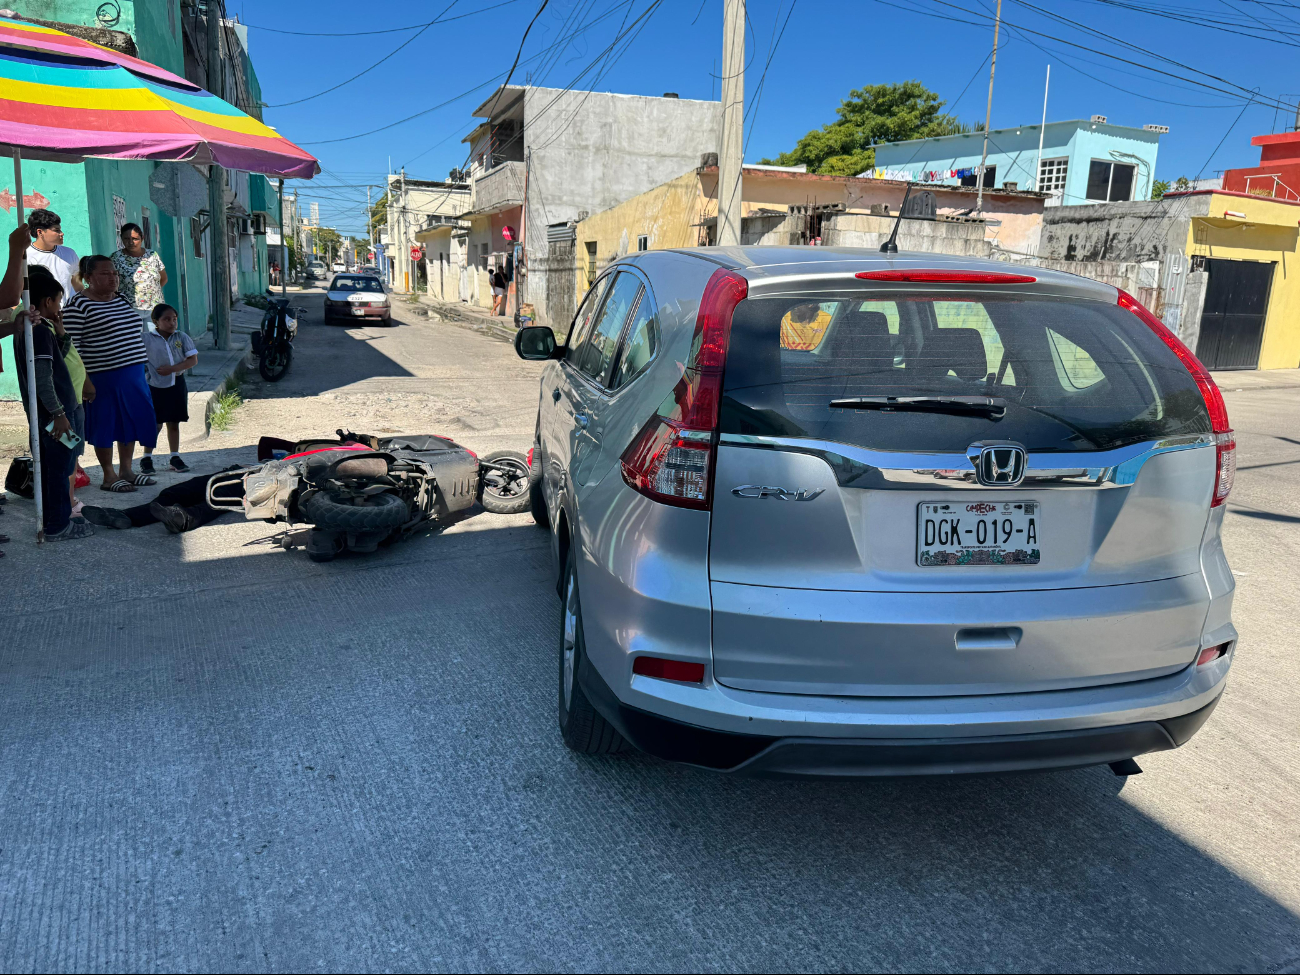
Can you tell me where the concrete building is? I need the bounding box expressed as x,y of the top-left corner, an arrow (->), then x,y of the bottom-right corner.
872,119 -> 1164,209
419,85 -> 720,326
575,163 -> 1048,295
1221,128 -> 1300,202
1029,191 -> 1300,370
0,1 -> 277,398
382,174 -> 471,294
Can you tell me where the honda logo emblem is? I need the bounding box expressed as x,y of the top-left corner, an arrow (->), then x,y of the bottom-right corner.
968,442 -> 1027,486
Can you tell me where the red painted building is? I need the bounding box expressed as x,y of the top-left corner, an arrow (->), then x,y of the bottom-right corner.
1221,130 -> 1300,202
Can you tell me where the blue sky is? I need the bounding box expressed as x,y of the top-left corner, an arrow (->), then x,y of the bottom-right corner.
244,0 -> 1299,237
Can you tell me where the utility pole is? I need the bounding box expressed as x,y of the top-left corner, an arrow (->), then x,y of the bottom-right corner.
205,0 -> 230,349
1036,65 -> 1050,192
400,167 -> 409,293
976,0 -> 1003,215
716,0 -> 744,247
278,178 -> 287,299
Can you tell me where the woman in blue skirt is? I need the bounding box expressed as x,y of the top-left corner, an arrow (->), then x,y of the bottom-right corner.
62,255 -> 158,493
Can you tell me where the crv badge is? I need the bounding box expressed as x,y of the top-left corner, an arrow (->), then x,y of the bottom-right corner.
968,442 -> 1027,486
732,484 -> 825,501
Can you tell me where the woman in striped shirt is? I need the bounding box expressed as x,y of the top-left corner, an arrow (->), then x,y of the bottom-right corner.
63,255 -> 159,492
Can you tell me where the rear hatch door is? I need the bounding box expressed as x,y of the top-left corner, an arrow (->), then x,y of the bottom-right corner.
709,280 -> 1216,696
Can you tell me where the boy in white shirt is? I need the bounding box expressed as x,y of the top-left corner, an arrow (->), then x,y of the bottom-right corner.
141,303 -> 198,473
25,208 -> 79,298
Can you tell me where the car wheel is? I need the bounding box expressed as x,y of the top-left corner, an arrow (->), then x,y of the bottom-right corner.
529,480 -> 549,528
558,551 -> 626,755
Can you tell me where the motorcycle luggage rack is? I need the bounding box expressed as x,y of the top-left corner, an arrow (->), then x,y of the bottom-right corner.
206,467 -> 257,509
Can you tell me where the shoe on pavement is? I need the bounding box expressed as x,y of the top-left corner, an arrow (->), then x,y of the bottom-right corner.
81,505 -> 132,530
47,520 -> 94,541
140,455 -> 155,475
150,501 -> 192,534
169,455 -> 191,472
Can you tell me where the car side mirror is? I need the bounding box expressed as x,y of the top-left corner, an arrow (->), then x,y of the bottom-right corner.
515,325 -> 557,361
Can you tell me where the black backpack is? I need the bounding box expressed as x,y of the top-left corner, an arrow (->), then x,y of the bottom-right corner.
5,456 -> 34,499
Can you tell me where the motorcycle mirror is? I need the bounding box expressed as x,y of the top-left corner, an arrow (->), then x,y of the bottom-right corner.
515,325 -> 557,361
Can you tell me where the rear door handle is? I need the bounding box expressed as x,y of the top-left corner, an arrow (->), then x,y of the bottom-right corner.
552,388 -> 561,402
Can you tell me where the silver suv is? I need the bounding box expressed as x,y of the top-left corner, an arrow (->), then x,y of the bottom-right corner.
514,247 -> 1236,776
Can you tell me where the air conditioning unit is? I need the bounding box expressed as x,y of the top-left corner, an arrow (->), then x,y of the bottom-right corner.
250,213 -> 267,234
1091,115 -> 1108,124
1143,124 -> 1170,134
237,216 -> 252,235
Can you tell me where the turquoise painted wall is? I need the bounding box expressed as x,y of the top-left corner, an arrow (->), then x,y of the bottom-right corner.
873,120 -> 1162,204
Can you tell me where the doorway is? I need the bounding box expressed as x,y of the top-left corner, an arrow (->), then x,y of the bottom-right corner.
1196,259 -> 1274,370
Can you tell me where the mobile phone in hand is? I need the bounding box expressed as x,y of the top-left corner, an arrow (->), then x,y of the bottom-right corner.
45,418 -> 82,450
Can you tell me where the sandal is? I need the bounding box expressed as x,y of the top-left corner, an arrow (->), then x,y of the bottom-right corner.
129,473 -> 157,486
100,479 -> 137,493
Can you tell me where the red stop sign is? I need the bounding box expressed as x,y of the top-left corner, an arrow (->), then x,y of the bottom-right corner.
410,245 -> 422,261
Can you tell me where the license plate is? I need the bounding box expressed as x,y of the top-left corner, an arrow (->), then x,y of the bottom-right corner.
351,306 -> 365,316
917,500 -> 1041,566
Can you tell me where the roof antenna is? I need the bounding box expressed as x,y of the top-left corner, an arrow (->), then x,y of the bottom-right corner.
880,183 -> 913,254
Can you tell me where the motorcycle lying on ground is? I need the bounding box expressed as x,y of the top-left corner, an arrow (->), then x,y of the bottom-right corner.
250,295 -> 302,382
206,430 -> 534,562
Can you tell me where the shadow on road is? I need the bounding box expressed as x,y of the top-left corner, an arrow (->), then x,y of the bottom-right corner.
1,515 -> 1296,971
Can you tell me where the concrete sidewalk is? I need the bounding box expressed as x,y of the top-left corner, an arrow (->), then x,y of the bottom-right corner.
415,294 -> 518,344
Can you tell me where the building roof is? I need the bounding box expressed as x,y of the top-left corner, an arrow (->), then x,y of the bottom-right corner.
874,119 -> 1163,151
699,164 -> 1050,201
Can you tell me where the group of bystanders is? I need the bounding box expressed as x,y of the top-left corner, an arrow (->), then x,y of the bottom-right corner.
1,208 -> 199,548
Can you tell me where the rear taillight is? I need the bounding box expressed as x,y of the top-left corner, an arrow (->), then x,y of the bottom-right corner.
620,268 -> 747,509
1117,289 -> 1234,507
632,656 -> 706,683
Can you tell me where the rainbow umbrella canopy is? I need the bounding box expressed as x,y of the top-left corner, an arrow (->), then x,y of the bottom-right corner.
0,13 -> 318,176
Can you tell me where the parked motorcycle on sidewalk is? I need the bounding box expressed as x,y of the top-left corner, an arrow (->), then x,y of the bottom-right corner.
250,294 -> 302,382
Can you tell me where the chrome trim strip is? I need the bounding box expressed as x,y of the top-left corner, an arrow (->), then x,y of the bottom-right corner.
718,433 -> 1214,489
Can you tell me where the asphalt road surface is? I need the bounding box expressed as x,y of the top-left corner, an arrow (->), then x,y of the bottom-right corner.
1,292 -> 1298,972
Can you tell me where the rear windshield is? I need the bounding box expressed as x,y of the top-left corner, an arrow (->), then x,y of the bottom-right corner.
332,277 -> 383,292
722,292 -> 1210,453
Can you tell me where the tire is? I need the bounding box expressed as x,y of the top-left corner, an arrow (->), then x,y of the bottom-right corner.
301,490 -> 409,533
558,552 -> 626,755
258,341 -> 292,382
479,448 -> 532,515
529,480 -> 549,528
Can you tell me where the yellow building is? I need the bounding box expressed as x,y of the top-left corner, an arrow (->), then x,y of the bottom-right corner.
574,164 -> 1049,300
1040,190 -> 1300,371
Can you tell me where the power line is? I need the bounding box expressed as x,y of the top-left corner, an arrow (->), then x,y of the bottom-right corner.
266,0 -> 461,107
301,0 -> 639,146
743,0 -> 799,156
245,0 -> 525,37
879,0 -> 1297,114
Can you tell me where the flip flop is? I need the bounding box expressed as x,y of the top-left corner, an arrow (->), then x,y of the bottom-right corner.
100,480 -> 137,493
129,473 -> 157,486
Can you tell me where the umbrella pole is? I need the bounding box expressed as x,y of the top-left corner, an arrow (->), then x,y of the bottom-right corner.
14,148 -> 43,543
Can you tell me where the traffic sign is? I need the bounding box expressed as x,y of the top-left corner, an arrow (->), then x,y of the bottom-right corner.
410,245 -> 422,261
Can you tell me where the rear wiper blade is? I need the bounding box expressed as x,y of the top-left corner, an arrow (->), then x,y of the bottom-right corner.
828,395 -> 1007,418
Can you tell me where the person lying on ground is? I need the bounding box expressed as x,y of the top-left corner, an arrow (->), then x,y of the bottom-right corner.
141,303 -> 197,475
13,266 -> 93,541
81,469 -> 239,535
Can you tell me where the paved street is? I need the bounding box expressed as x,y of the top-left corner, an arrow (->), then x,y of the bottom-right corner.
1,293 -> 1298,972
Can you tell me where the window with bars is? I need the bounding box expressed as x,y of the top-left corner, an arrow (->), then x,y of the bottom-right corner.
1038,157 -> 1068,194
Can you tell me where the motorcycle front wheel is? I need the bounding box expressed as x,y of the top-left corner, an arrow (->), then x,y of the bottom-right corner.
259,341 -> 292,382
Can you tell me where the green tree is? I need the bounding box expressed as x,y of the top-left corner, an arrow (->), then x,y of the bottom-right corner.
1151,179 -> 1170,200
310,226 -> 343,263
1174,176 -> 1191,191
760,80 -> 975,176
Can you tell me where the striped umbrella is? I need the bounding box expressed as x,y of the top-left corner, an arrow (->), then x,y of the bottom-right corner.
0,12 -> 318,542
0,13 -> 318,176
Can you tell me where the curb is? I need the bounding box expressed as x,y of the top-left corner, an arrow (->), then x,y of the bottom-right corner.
200,350 -> 254,435
414,297 -> 518,344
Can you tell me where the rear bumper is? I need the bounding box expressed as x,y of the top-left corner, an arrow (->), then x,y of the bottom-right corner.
579,655 -> 1223,776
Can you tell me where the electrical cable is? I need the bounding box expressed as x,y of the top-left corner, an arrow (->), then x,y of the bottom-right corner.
266,0 -> 461,107
300,0 -> 638,145
743,0 -> 798,156
245,0 -> 524,37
